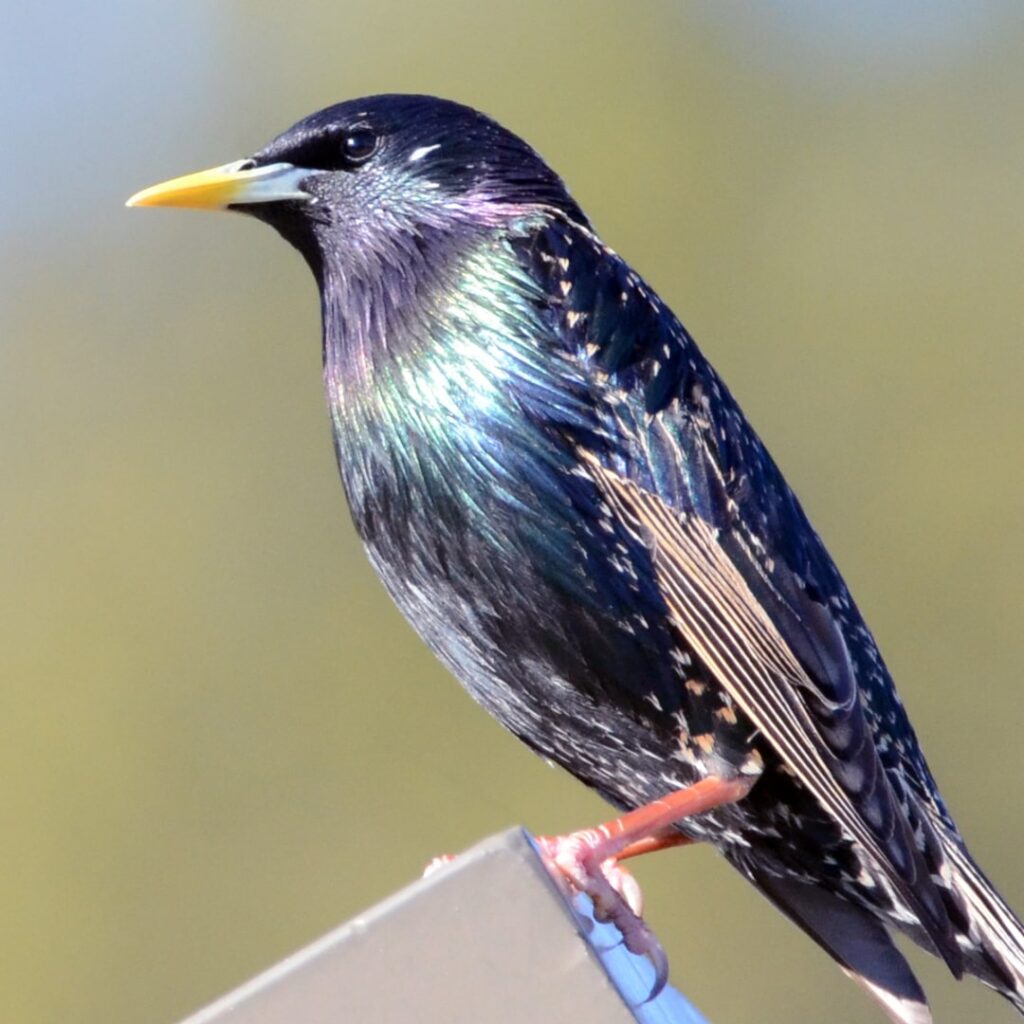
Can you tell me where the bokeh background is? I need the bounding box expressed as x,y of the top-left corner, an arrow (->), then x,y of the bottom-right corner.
3,2 -> 1024,1022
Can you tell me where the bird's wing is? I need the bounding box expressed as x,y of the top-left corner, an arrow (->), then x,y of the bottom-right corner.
578,441 -> 963,969
509,215 -> 962,970
582,452 -> 891,857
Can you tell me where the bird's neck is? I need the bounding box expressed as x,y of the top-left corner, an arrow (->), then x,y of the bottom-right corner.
319,218 -> 482,398
317,213 -> 565,525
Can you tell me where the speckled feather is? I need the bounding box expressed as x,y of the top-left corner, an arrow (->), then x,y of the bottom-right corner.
240,95 -> 1024,1022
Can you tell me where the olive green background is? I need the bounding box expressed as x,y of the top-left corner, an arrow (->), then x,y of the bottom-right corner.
3,3 -> 1023,1022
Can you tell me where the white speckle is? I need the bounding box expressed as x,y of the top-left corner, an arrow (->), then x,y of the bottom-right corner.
409,143 -> 441,163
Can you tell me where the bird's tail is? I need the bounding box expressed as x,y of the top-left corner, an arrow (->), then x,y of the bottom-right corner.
748,866 -> 935,1023
943,836 -> 1024,1013
746,830 -> 1024,1022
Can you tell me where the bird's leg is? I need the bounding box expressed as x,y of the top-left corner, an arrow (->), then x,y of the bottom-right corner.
537,775 -> 754,997
539,775 -> 753,903
617,829 -> 695,861
423,831 -> 692,882
581,830 -> 695,921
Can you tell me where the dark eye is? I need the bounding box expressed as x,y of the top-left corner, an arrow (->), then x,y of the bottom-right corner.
343,127 -> 378,165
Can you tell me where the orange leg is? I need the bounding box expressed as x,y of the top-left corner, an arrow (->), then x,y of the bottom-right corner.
537,775 -> 754,999
617,829 -> 695,861
574,776 -> 752,857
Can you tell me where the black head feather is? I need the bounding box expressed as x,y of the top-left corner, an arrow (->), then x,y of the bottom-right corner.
244,95 -> 588,267
260,95 -> 583,213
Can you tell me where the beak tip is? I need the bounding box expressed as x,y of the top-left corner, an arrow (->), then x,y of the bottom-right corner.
125,186 -> 159,208
125,161 -> 308,212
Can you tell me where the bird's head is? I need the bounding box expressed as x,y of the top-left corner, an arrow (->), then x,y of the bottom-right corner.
128,94 -> 587,279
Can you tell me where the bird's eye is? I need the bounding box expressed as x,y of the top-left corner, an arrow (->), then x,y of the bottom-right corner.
343,127 -> 378,165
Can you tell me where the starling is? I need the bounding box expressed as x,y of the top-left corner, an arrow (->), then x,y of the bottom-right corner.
129,95 -> 1024,1023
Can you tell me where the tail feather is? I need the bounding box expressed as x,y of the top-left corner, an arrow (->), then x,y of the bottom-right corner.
742,832 -> 1024,1018
749,867 -> 932,1024
943,838 -> 1024,1013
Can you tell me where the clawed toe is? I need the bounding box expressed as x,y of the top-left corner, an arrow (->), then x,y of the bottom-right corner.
598,893 -> 669,1000
537,831 -> 668,1000
422,853 -> 456,878
602,858 -> 644,917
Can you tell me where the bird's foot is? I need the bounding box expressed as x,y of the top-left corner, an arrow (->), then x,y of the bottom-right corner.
535,776 -> 756,1000
422,853 -> 456,878
538,829 -> 645,914
537,829 -> 668,998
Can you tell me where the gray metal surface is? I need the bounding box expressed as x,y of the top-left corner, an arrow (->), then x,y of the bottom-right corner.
178,828 -> 707,1024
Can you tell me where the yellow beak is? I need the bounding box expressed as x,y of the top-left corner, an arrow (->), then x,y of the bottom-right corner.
126,160 -> 311,210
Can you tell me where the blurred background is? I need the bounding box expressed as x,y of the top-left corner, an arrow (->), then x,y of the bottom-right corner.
3,2 -> 1024,1022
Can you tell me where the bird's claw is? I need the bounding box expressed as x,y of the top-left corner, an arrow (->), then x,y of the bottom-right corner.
537,831 -> 669,1000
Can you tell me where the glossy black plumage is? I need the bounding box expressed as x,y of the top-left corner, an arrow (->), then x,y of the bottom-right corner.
135,95 -> 1024,1023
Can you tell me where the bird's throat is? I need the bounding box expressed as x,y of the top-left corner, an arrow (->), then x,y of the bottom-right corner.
318,217 -> 563,528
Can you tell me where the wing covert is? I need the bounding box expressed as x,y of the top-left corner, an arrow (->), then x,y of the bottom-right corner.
510,214 -> 962,971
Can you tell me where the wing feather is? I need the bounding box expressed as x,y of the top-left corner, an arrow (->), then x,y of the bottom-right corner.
581,449 -> 960,968
510,216 -> 962,971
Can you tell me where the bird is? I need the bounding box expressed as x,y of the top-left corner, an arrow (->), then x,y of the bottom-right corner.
128,94 -> 1024,1023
